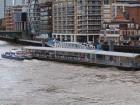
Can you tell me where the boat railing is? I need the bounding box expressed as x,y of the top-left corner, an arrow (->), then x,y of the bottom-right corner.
53,42 -> 95,50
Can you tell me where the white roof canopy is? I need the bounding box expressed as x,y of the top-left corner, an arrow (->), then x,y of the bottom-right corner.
24,46 -> 140,58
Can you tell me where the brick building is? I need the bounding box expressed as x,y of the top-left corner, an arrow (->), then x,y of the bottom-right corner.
101,20 -> 140,45
5,5 -> 27,32
128,6 -> 140,25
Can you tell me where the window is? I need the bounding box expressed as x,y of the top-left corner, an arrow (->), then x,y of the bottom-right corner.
104,0 -> 110,5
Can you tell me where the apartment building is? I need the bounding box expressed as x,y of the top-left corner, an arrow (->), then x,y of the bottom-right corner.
127,5 -> 140,25
101,0 -> 140,45
103,0 -> 140,22
111,0 -> 140,20
103,0 -> 115,22
52,0 -> 102,43
5,5 -> 24,31
39,1 -> 52,38
5,6 -> 13,31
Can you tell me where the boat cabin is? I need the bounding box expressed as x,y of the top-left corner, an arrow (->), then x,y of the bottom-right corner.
24,46 -> 140,69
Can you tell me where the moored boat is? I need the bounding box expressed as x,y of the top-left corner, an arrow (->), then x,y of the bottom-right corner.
23,46 -> 140,70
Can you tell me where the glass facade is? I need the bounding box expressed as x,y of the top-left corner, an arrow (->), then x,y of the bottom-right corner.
104,0 -> 110,4
28,0 -> 40,36
40,1 -> 52,37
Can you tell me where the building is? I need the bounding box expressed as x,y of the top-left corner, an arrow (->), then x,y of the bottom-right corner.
22,0 -> 28,5
0,18 -> 6,30
101,20 -> 140,45
27,0 -> 53,40
52,0 -> 103,43
39,1 -> 52,38
102,0 -> 140,22
101,0 -> 140,46
5,6 -> 13,31
127,6 -> 140,25
103,0 -> 115,22
5,5 -> 26,32
111,1 -> 140,20
27,0 -> 40,39
103,0 -> 140,22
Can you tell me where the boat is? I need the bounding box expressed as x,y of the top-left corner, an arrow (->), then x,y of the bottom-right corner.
1,49 -> 32,61
23,46 -> 140,70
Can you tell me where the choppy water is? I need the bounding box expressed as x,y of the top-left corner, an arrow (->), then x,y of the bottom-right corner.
0,41 -> 140,105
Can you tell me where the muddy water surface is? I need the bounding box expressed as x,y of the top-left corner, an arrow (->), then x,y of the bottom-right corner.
0,41 -> 140,105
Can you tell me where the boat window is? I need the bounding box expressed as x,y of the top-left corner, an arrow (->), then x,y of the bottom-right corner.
92,54 -> 95,59
56,51 -> 64,56
96,54 -> 105,60
80,53 -> 85,58
136,57 -> 140,62
11,52 -> 15,55
5,52 -> 10,55
135,56 -> 140,66
48,51 -> 55,55
86,54 -> 90,59
110,56 -> 113,61
120,57 -> 131,63
109,56 -> 118,63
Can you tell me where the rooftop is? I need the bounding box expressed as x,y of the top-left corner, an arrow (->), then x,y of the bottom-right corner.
24,46 -> 140,58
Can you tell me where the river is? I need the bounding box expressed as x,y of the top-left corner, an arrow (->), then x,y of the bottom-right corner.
0,41 -> 140,105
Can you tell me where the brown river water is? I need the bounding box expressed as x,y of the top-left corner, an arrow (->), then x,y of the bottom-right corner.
0,41 -> 140,105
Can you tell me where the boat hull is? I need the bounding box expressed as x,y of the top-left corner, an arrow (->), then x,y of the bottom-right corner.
31,57 -> 140,70
1,54 -> 24,61
23,46 -> 140,70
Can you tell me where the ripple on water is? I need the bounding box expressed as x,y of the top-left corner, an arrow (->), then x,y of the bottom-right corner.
0,41 -> 140,105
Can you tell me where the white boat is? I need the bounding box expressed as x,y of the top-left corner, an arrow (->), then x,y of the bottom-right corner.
1,49 -> 32,61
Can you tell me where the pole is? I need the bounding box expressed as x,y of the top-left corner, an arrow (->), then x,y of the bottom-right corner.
13,0 -> 15,6
4,0 -> 6,18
